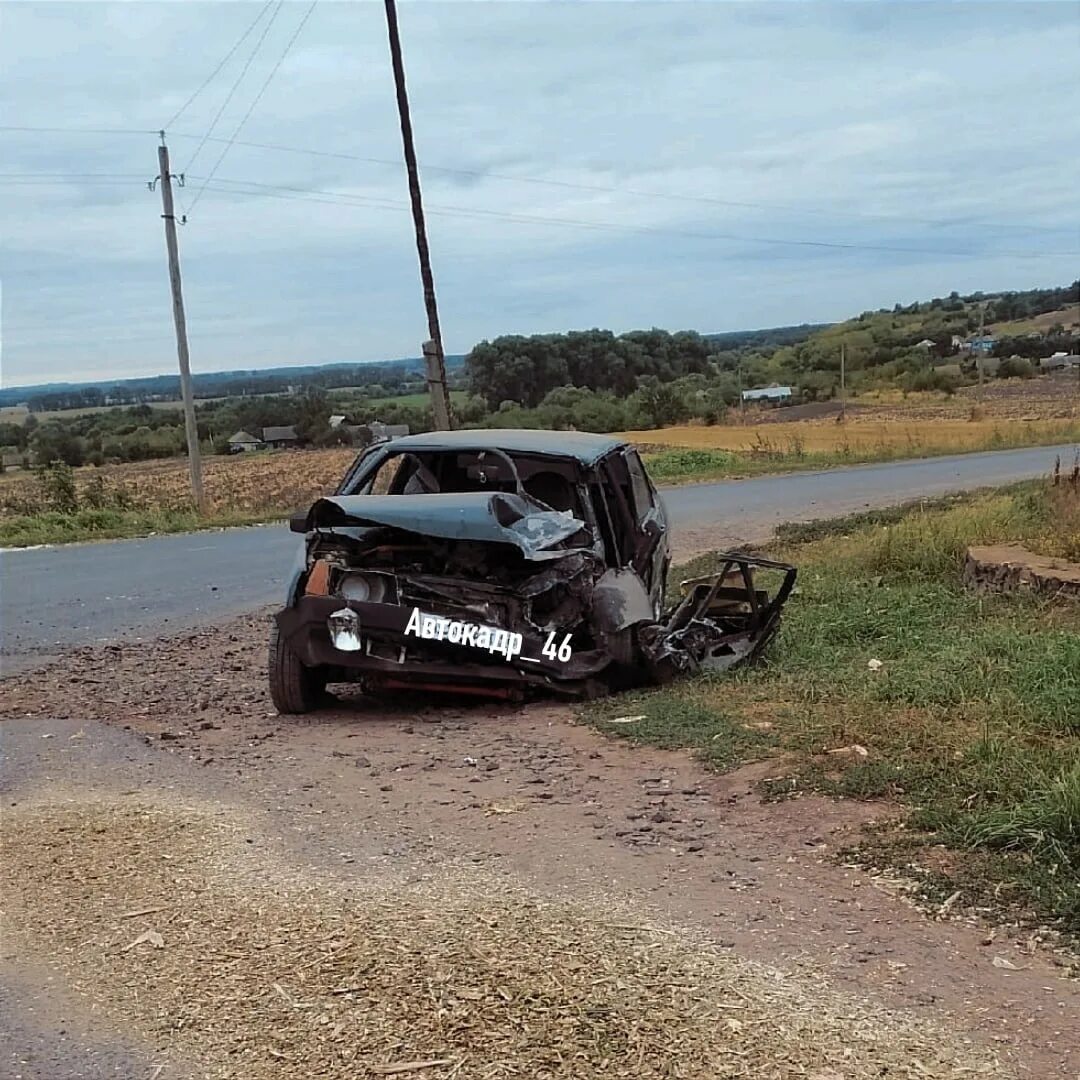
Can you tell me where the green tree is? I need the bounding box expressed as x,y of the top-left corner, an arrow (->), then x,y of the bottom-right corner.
30,423 -> 86,466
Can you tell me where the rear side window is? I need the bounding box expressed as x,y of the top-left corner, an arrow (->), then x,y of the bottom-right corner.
624,450 -> 654,522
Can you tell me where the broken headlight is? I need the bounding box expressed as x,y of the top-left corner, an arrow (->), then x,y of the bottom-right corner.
338,571 -> 394,604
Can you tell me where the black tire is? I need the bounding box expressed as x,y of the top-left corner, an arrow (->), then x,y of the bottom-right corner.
268,622 -> 327,714
606,624 -> 638,667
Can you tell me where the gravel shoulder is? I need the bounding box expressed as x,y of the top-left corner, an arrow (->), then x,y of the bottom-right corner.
1,611 -> 1077,1077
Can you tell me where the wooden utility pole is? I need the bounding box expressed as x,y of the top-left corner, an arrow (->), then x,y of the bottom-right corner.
422,339 -> 452,431
839,342 -> 847,422
155,137 -> 205,512
383,0 -> 453,430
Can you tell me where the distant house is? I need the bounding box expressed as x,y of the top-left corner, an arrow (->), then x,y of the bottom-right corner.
227,430 -> 263,453
262,425 -> 300,448
349,420 -> 411,446
915,338 -> 936,349
741,386 -> 793,404
966,336 -> 996,354
1040,353 -> 1080,372
328,414 -> 348,428
951,335 -> 965,349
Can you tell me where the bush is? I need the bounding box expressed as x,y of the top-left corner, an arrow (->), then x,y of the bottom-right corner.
997,357 -> 1034,379
37,460 -> 79,513
900,367 -> 961,395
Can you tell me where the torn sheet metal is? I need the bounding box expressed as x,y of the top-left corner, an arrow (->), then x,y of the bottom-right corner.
641,553 -> 797,681
305,492 -> 588,560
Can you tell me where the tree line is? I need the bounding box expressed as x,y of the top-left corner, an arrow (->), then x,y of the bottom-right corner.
4,281 -> 1076,469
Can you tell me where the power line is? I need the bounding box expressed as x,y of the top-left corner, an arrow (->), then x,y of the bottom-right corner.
2,161 -> 1074,260
1,123 -> 1072,238
188,175 -> 1075,259
0,172 -> 144,179
0,178 -> 143,187
166,132 -> 1074,237
0,124 -> 157,135
162,1 -> 276,132
181,0 -> 284,176
186,1 -> 317,217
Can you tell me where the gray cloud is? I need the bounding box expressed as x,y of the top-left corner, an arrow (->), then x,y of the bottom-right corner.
1,0 -> 1078,385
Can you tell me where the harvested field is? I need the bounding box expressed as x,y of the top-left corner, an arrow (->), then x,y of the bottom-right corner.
621,416 -> 1080,454
0,446 -> 356,517
989,302 -> 1080,336
620,373 -> 1080,456
3,793 -> 1007,1080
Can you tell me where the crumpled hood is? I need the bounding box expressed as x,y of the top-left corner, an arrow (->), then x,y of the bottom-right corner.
305,492 -> 589,560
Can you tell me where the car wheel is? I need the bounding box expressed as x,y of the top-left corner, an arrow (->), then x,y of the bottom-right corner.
268,622 -> 328,714
606,623 -> 640,667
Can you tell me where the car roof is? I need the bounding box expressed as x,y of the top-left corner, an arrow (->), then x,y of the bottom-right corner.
384,428 -> 626,465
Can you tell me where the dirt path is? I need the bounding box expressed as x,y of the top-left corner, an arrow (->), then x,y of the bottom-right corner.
1,612 -> 1077,1077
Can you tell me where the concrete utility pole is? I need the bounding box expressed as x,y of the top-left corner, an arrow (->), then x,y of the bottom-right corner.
154,137 -> 206,512
839,341 -> 847,422
383,0 -> 454,430
975,301 -> 986,402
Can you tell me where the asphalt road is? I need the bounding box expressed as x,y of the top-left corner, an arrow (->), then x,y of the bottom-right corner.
1,442 -> 1074,667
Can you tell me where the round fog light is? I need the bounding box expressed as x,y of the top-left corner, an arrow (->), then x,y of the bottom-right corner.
328,607 -> 362,652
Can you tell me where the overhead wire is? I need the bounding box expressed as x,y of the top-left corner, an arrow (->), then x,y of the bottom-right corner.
185,0 -> 317,217
1,158 -> 1073,259
0,124 -> 158,135
162,0 -> 276,133
0,124 -> 1071,239
167,132 -> 1072,237
0,172 -> 145,179
180,0 -> 284,177
187,175 -> 1075,260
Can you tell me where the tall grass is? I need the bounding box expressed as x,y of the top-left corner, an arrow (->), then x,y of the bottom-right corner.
962,761 -> 1080,868
585,480 -> 1080,929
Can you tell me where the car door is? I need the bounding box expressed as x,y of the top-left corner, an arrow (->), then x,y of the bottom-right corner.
622,448 -> 669,607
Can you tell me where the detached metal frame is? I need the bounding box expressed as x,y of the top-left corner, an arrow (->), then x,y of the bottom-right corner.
658,552 -> 798,672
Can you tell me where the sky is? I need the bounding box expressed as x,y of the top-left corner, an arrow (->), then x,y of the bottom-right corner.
1,0 -> 1078,388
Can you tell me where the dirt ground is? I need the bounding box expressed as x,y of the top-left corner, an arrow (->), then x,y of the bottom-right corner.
1,611 -> 1078,1079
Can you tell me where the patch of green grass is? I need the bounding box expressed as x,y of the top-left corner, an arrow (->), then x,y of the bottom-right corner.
582,482 -> 1080,931
772,491 -> 1006,545
342,390 -> 470,410
590,688 -> 776,769
643,448 -> 744,482
0,507 -> 281,546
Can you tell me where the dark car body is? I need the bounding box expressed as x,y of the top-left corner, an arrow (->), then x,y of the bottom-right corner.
270,429 -> 794,711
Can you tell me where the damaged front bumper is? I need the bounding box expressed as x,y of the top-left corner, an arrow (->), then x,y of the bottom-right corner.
275,594 -> 615,697
275,551 -> 796,698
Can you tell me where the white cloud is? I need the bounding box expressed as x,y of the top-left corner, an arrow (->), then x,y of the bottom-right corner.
1,0 -> 1077,386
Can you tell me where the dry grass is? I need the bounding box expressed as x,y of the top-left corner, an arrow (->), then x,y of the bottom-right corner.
1035,467 -> 1080,561
620,417 -> 1080,454
1,793 -> 1007,1080
989,302 -> 1080,337
0,447 -> 356,517
622,373 -> 1080,456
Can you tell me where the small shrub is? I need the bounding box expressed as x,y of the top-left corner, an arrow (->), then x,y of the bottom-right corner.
37,461 -> 78,513
997,357 -> 1034,380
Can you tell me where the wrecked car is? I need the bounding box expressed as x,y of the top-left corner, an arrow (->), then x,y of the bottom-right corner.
270,429 -> 795,712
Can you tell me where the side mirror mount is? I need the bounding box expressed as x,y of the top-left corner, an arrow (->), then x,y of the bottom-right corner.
289,509 -> 310,534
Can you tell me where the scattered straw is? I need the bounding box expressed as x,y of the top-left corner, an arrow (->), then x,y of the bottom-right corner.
1,795 -> 1008,1080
